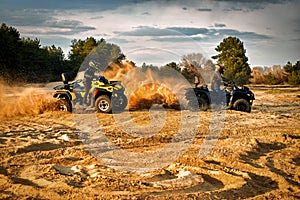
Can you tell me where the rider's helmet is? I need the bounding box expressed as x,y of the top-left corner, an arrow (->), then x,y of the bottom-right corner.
89,60 -> 100,69
216,64 -> 224,74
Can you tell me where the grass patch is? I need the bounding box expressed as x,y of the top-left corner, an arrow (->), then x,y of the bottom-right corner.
265,89 -> 300,94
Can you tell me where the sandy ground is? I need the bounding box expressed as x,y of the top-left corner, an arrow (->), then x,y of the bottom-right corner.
0,85 -> 299,199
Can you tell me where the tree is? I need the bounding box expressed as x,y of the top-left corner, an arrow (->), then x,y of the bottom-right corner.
288,71 -> 300,85
164,62 -> 181,72
0,23 -> 21,81
264,72 -> 278,85
283,61 -> 293,73
46,45 -> 66,81
18,38 -> 52,82
68,37 -> 122,74
180,53 -> 214,85
212,36 -> 251,86
0,23 -> 55,83
284,61 -> 300,85
251,66 -> 265,84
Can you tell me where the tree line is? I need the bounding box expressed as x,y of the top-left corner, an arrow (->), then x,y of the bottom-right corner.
251,62 -> 300,85
0,23 -> 121,84
0,23 -> 299,85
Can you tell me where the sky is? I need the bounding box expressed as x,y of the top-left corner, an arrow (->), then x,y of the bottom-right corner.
0,0 -> 299,67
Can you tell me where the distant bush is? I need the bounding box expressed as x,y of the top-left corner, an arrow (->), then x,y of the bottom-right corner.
251,61 -> 300,85
251,65 -> 286,85
284,61 -> 300,85
264,72 -> 280,85
288,71 -> 300,85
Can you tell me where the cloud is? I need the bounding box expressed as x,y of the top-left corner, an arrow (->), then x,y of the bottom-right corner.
116,26 -> 272,41
90,16 -> 104,19
0,0 -> 135,10
0,0 -> 297,66
0,9 -> 53,26
108,38 -> 134,44
37,35 -> 71,47
216,0 -> 294,12
212,0 -> 289,2
196,8 -> 212,12
116,26 -> 210,37
214,23 -> 226,27
0,9 -> 95,36
46,20 -> 95,30
141,12 -> 151,15
114,26 -> 181,36
217,29 -> 273,40
27,27 -> 96,36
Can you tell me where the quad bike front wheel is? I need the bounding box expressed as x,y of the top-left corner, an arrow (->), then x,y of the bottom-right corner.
233,99 -> 251,113
198,96 -> 209,111
56,99 -> 72,112
187,96 -> 208,111
95,95 -> 112,113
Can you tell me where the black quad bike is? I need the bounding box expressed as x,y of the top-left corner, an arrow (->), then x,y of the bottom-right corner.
53,73 -> 128,113
185,83 -> 255,113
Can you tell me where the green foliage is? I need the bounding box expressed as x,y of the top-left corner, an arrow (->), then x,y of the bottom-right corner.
0,23 -> 20,80
288,71 -> 300,85
283,61 -> 293,73
212,36 -> 251,86
17,38 -> 52,82
0,23 -> 62,82
45,45 -> 67,81
69,37 -> 122,74
264,72 -> 279,85
284,61 -> 300,85
157,62 -> 181,78
164,62 -> 181,72
0,24 -> 123,83
141,63 -> 159,72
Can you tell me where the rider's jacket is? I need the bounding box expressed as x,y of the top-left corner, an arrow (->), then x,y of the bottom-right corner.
84,67 -> 96,82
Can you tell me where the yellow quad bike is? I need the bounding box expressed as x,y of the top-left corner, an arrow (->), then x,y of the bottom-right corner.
53,73 -> 128,113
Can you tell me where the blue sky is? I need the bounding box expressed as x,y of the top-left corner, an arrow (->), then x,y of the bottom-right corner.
1,0 -> 299,67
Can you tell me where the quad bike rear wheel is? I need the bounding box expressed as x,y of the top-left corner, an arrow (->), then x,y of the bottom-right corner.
95,95 -> 112,113
57,99 -> 72,112
233,99 -> 251,113
112,94 -> 128,112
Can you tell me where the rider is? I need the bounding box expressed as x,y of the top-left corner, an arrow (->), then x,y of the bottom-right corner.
210,64 -> 228,106
83,60 -> 99,105
211,64 -> 224,92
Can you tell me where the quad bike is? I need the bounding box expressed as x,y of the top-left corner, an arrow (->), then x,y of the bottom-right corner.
185,83 -> 255,113
53,73 -> 128,113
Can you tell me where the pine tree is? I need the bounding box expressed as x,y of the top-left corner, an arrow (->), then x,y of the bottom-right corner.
212,36 -> 251,86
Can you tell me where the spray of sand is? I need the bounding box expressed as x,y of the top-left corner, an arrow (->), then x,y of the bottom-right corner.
103,61 -> 188,110
0,80 -> 61,119
0,58 -> 191,119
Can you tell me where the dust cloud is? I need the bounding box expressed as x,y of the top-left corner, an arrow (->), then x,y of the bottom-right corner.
103,61 -> 189,110
0,60 -> 190,119
0,80 -> 60,119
